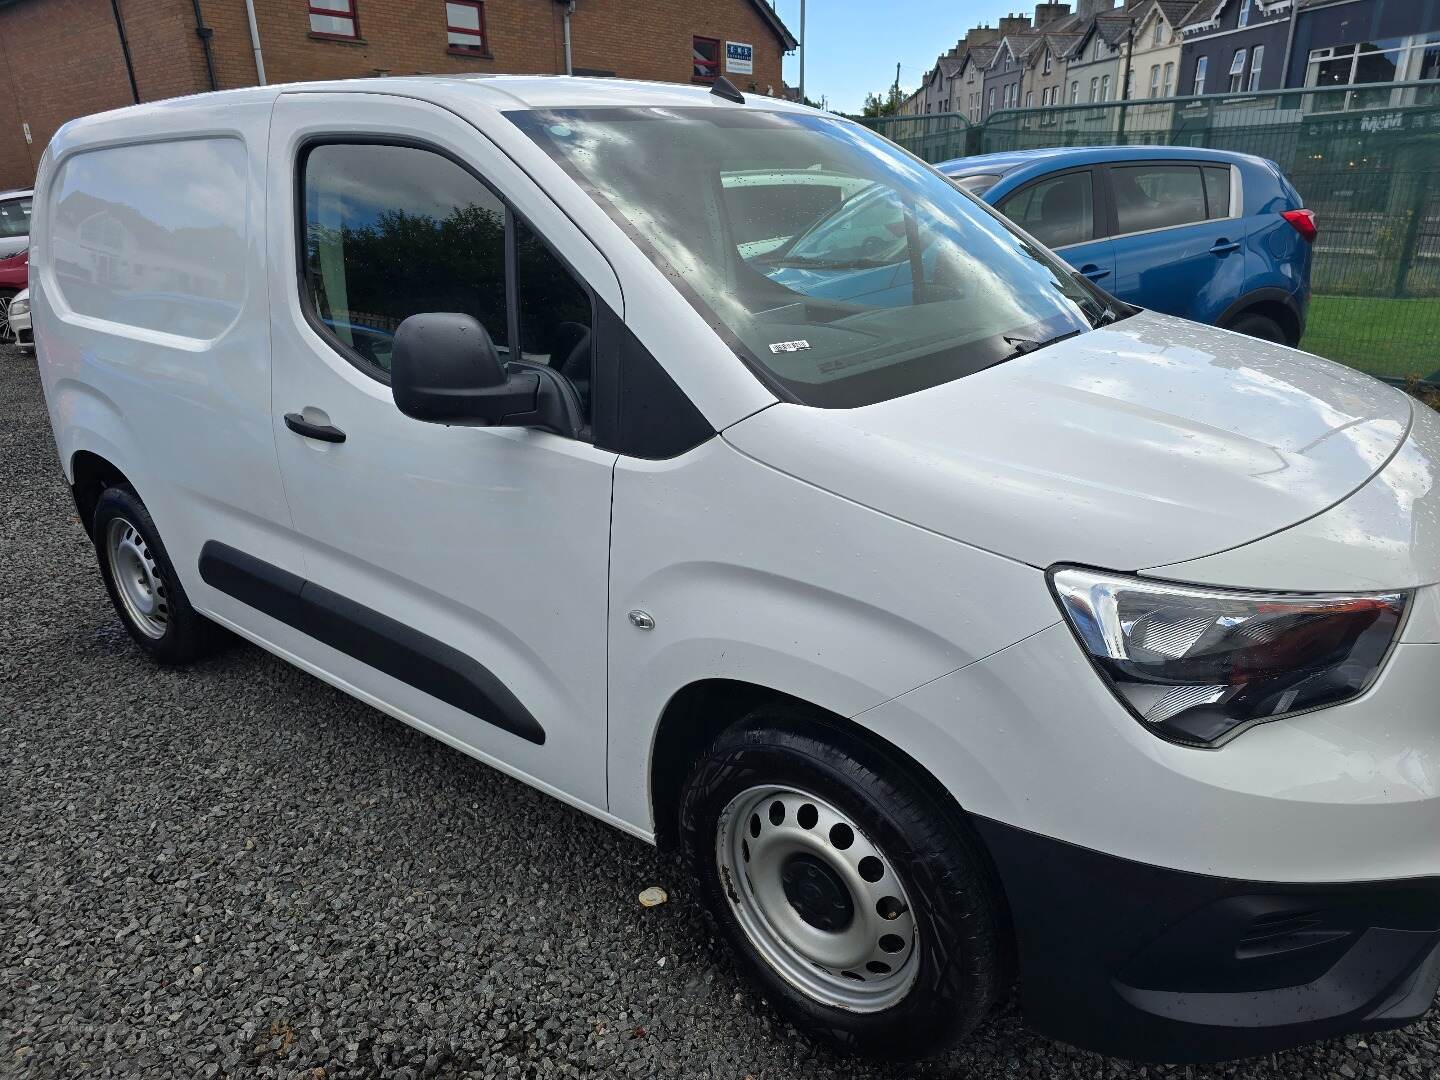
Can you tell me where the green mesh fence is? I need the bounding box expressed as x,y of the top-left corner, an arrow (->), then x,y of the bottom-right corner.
868,82 -> 1440,385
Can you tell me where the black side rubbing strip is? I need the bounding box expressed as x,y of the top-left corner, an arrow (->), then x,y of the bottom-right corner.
198,542 -> 546,745
199,540 -> 305,627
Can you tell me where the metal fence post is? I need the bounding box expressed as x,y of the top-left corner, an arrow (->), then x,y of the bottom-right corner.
1393,165 -> 1430,299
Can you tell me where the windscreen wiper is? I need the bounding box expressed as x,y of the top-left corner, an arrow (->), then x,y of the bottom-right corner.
1000,327 -> 1086,362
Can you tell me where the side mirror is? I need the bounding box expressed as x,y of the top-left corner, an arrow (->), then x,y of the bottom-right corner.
390,312 -> 538,425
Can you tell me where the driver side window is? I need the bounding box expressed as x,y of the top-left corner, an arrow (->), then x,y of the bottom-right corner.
301,141 -> 593,424
998,171 -> 1094,250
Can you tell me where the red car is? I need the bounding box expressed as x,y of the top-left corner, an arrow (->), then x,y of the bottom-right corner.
0,188 -> 32,345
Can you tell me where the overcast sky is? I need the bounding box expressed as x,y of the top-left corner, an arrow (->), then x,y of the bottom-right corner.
773,0 -> 1024,114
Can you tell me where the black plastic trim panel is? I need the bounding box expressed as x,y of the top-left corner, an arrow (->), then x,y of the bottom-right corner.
972,815 -> 1440,1063
198,541 -> 545,745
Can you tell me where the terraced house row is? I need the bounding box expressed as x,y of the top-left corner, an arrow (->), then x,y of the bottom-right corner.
902,0 -> 1439,121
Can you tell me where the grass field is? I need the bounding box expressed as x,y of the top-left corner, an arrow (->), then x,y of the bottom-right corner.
1302,295 -> 1440,382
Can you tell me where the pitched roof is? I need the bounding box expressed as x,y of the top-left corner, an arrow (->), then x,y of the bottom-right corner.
1045,30 -> 1085,55
1010,33 -> 1049,62
959,44 -> 1000,74
1152,0 -> 1203,26
1096,12 -> 1135,45
744,0 -> 799,50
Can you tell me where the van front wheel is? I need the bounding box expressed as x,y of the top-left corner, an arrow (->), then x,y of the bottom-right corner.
679,713 -> 1008,1059
92,485 -> 224,664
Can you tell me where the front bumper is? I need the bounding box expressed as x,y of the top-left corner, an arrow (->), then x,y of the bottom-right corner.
858,623 -> 1440,1060
974,817 -> 1440,1062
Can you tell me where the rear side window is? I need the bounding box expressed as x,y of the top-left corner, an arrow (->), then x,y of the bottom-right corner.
998,171 -> 1094,249
1203,166 -> 1232,218
1111,164 -> 1232,235
50,138 -> 248,339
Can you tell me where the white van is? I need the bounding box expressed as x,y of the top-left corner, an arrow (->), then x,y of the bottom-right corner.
31,76 -> 1440,1064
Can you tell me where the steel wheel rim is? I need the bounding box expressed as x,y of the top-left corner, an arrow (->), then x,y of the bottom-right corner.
0,295 -> 14,346
716,785 -> 920,1012
105,517 -> 169,639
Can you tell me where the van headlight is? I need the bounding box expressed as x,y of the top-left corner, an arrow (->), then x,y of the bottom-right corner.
9,297 -> 28,316
1050,567 -> 1409,747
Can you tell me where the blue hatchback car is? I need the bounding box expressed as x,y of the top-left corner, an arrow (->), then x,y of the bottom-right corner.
938,146 -> 1315,345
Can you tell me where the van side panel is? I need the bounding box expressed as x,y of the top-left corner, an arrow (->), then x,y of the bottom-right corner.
33,97 -> 301,608
605,436 -> 1061,835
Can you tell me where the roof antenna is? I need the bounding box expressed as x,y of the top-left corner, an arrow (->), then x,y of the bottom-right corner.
711,75 -> 745,104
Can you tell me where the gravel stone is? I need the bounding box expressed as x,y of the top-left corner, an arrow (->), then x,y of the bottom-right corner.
3,341 -> 1438,1078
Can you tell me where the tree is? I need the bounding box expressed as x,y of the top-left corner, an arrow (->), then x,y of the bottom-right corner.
861,86 -> 906,118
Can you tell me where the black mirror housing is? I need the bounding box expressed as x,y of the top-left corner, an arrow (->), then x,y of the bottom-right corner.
391,312 -> 537,424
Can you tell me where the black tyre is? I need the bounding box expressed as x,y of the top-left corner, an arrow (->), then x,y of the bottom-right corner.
92,485 -> 225,664
1227,312 -> 1289,345
679,710 -> 1008,1059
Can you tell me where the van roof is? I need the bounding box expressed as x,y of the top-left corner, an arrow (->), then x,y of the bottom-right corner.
58,74 -> 813,132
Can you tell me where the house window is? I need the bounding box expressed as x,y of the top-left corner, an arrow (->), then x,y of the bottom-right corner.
1304,33 -> 1440,111
1247,44 -> 1264,91
1163,61 -> 1174,96
692,36 -> 720,80
1044,51 -> 1052,75
445,1 -> 486,53
1070,80 -> 1079,103
1101,73 -> 1111,101
1025,90 -> 1033,107
1153,19 -> 1162,46
1149,64 -> 1161,98
309,0 -> 357,38
988,86 -> 996,112
1228,48 -> 1247,92
1238,0 -> 1252,27
1089,76 -> 1099,102
1193,55 -> 1208,94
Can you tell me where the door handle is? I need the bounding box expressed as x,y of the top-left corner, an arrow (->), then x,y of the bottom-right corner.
1209,239 -> 1241,256
284,412 -> 346,443
1078,263 -> 1111,281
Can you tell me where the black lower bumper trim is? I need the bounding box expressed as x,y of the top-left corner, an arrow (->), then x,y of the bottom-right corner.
972,816 -> 1440,1063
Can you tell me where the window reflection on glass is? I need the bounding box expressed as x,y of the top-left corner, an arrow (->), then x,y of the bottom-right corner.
446,0 -> 485,52
302,143 -> 507,374
515,217 -> 593,414
511,107 -> 1110,409
308,0 -> 356,38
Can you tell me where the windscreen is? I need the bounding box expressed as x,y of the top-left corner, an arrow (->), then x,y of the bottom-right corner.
510,107 -> 1113,407
0,196 -> 31,239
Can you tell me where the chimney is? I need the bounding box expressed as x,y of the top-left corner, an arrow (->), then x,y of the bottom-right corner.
965,24 -> 1001,46
1074,0 -> 1115,15
998,12 -> 1032,34
1033,3 -> 1070,26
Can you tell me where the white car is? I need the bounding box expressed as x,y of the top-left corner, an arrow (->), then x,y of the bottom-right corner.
29,77 -> 1440,1065
8,287 -> 31,350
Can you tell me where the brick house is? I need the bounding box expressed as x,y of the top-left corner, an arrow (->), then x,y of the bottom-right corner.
0,0 -> 795,189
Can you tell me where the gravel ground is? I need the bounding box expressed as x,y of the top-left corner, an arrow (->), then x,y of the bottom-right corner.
3,340 -> 1439,1080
